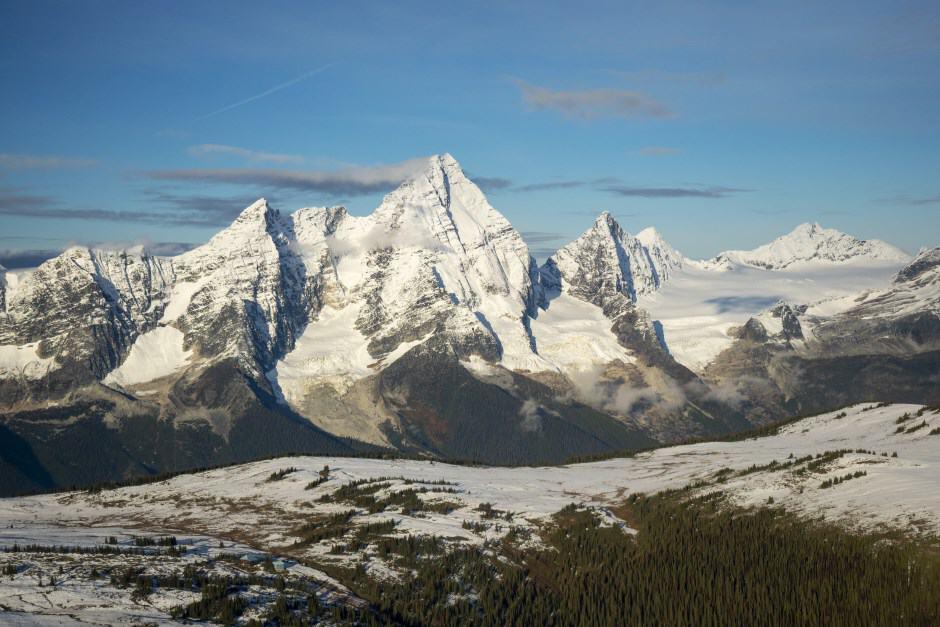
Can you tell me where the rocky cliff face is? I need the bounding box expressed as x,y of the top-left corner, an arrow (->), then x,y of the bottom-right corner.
0,247 -> 174,392
543,212 -> 685,305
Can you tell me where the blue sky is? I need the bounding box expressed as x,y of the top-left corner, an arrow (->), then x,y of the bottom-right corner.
1,0 -> 938,265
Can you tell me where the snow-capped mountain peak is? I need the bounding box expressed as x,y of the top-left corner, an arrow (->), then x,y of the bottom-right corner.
594,210 -> 618,226
228,197 -> 289,232
545,213 -> 684,304
635,225 -> 662,244
365,153 -> 535,308
373,154 -> 515,240
705,222 -> 911,270
636,226 -> 687,272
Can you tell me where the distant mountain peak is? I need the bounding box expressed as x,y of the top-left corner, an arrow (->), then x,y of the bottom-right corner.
706,223 -> 910,270
234,197 -> 275,221
546,212 -> 684,304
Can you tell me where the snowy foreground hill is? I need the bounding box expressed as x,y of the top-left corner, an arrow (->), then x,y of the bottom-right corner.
1,153 -> 938,494
1,403 -> 939,624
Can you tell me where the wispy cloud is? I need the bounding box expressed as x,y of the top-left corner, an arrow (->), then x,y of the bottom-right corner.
882,194 -> 940,206
524,234 -> 568,260
187,144 -> 304,165
639,146 -> 681,156
471,176 -> 514,193
600,185 -> 750,198
514,79 -> 673,120
0,185 -> 258,227
0,203 -> 183,225
0,153 -> 98,169
515,180 -> 587,192
138,189 -> 274,225
472,177 -> 613,194
470,173 -> 746,201
520,231 -> 567,244
0,186 -> 58,211
198,63 -> 336,120
143,157 -> 428,197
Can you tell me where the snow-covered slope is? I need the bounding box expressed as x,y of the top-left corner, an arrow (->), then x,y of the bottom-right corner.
103,326 -> 192,387
4,403 -> 937,624
3,403 -> 939,554
704,222 -> 910,270
721,246 -> 940,358
638,261 -> 905,371
795,246 -> 940,352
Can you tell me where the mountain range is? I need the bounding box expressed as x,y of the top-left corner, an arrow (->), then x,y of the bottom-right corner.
1,153 -> 937,495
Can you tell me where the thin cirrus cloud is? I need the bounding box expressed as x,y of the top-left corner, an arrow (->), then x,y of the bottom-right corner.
472,174 -> 746,200
197,63 -> 336,120
639,146 -> 681,156
470,176 -> 514,193
907,195 -> 940,206
520,231 -> 567,244
187,144 -> 305,165
523,235 -> 567,260
0,153 -> 98,169
601,185 -> 750,198
513,79 -> 674,120
143,157 -> 429,197
883,194 -> 940,206
514,180 -> 588,193
138,189 -> 278,225
0,184 -> 260,228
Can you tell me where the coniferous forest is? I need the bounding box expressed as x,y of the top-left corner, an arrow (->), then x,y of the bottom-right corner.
318,491 -> 940,626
